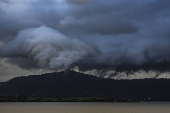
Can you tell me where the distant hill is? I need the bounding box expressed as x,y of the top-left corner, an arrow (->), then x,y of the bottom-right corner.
0,71 -> 170,101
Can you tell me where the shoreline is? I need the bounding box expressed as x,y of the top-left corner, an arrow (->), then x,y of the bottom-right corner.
0,96 -> 168,102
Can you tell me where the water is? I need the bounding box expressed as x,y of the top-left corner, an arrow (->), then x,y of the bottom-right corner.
0,102 -> 170,113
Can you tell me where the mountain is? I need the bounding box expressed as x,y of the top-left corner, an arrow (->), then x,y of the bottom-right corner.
0,71 -> 170,101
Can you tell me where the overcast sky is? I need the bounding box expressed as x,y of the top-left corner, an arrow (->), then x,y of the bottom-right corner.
0,0 -> 170,81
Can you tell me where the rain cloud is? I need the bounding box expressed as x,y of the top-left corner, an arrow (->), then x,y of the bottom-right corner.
0,0 -> 170,79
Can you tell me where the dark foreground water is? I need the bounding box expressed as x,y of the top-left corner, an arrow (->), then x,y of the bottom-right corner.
0,102 -> 170,113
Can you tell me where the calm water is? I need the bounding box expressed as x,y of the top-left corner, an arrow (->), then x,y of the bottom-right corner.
0,102 -> 170,113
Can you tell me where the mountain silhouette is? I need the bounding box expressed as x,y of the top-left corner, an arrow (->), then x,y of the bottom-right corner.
0,71 -> 170,101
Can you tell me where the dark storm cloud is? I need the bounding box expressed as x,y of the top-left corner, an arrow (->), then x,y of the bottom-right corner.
0,0 -> 170,75
0,26 -> 96,69
59,15 -> 138,35
0,0 -> 68,41
66,0 -> 89,4
6,58 -> 38,70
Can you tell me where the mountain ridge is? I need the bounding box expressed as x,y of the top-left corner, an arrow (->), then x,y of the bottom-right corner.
0,71 -> 170,101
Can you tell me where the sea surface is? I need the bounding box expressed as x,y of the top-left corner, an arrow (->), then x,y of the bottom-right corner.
0,102 -> 170,113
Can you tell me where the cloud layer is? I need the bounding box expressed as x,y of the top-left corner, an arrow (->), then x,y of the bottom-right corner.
0,26 -> 95,69
0,0 -> 170,79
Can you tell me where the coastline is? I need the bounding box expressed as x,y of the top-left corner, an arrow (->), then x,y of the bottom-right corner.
0,96 -> 137,102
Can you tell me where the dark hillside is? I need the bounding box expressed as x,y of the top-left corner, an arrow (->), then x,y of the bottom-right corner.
0,71 -> 170,101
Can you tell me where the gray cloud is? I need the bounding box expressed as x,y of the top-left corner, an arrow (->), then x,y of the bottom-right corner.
0,58 -> 54,82
6,58 -> 38,70
66,0 -> 89,4
0,0 -> 170,79
59,15 -> 138,35
0,26 -> 96,69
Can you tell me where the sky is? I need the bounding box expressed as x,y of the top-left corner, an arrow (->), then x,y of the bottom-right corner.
0,0 -> 170,81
